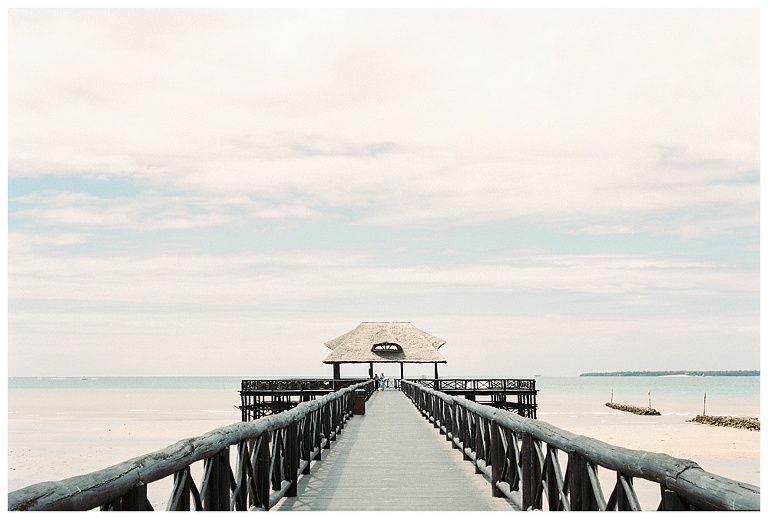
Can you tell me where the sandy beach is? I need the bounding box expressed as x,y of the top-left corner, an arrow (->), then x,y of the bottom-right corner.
539,408 -> 760,484
536,383 -> 760,488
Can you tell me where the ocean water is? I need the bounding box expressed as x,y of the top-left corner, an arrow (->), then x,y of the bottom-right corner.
6,375 -> 761,507
536,375 -> 760,417
7,374 -> 760,411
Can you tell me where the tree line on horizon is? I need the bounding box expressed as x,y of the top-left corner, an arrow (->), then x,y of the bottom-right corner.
580,370 -> 759,377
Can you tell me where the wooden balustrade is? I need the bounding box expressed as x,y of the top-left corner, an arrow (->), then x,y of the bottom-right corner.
404,378 -> 538,418
8,380 -> 375,512
400,380 -> 760,511
240,378 -> 372,420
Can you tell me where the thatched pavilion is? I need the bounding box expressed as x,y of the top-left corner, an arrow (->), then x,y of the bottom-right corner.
323,321 -> 446,380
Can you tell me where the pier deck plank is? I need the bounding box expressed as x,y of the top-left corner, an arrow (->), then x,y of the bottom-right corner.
275,390 -> 518,511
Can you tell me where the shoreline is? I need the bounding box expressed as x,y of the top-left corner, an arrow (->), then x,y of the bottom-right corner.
580,370 -> 759,377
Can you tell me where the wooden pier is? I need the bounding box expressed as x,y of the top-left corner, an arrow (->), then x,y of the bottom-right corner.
8,380 -> 759,512
275,389 -> 517,511
239,378 -> 370,420
240,377 -> 538,420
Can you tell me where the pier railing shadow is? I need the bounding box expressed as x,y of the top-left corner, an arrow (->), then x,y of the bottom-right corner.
401,380 -> 759,511
7,380 -> 375,511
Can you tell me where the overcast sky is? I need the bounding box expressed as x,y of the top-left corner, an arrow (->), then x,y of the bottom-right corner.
6,7 -> 760,378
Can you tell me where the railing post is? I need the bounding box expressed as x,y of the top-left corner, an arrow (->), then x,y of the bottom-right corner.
323,400 -> 333,448
566,452 -> 598,511
616,473 -> 631,510
286,422 -> 299,498
459,406 -> 471,459
490,420 -> 504,498
662,486 -> 689,510
301,416 -> 312,474
170,468 -> 191,510
312,409 -> 322,461
254,434 -> 271,510
204,448 -> 230,511
125,482 -> 150,510
101,482 -> 149,511
521,433 -> 542,510
546,446 -> 560,511
474,415 -> 484,473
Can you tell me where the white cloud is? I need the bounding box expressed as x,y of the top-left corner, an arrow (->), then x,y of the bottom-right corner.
8,9 -> 759,233
6,8 -> 759,377
11,190 -> 296,230
8,232 -> 757,307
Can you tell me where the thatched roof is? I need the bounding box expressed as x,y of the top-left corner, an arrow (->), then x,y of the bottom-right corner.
323,322 -> 446,364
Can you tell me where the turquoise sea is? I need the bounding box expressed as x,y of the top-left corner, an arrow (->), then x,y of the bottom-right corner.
8,374 -> 760,410
535,374 -> 760,417
7,374 -> 760,418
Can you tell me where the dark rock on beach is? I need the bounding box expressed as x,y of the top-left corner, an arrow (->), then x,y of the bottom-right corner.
605,402 -> 661,416
689,415 -> 760,431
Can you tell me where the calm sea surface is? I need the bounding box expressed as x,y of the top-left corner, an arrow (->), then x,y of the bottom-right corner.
536,375 -> 760,417
8,374 -> 760,417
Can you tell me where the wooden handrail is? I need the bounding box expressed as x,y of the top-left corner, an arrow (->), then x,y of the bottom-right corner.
240,378 -> 369,392
400,380 -> 759,511
8,380 -> 375,511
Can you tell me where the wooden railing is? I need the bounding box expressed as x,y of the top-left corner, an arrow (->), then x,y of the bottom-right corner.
406,378 -> 536,392
402,378 -> 538,418
241,378 -> 368,392
401,380 -> 760,511
7,380 -> 375,511
240,378 -> 372,420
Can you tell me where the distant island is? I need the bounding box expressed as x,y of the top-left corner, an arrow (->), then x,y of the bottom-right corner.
580,370 -> 759,377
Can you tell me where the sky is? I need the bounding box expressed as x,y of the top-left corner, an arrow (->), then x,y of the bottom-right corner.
5,6 -> 761,378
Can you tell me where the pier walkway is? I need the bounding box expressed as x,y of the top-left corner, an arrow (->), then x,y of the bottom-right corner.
275,389 -> 518,511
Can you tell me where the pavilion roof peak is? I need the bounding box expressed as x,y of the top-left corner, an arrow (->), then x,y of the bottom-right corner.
323,322 -> 446,364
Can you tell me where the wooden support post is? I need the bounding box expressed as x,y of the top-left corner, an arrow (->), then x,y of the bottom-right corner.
255,435 -> 271,510
523,433 -> 533,507
301,418 -> 312,475
332,363 -> 340,380
172,469 -> 191,510
434,362 -> 439,381
616,474 -> 631,511
107,483 -> 148,511
490,420 -> 504,498
474,417 -> 484,473
546,446 -> 559,511
324,402 -> 332,449
522,433 -> 542,510
286,422 -> 299,498
233,444 -> 248,511
662,488 -> 689,510
566,452 -> 598,511
400,362 -> 404,380
204,448 -> 230,511
567,454 -> 581,511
